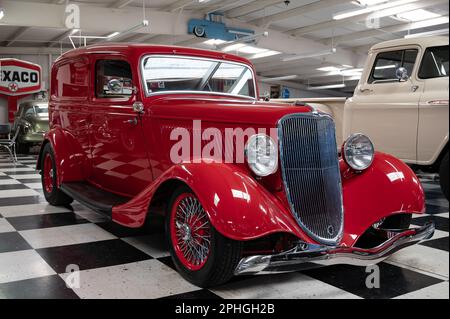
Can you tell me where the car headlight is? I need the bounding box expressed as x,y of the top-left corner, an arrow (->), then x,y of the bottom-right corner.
245,134 -> 278,177
342,133 -> 375,171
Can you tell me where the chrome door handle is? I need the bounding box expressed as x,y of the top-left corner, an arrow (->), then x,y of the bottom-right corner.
125,118 -> 138,126
411,85 -> 419,92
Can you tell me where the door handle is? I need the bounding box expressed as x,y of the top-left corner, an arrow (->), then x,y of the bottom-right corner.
411,85 -> 419,92
359,88 -> 373,93
124,118 -> 138,126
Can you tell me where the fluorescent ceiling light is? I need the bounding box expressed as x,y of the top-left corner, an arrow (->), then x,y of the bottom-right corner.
308,83 -> 346,90
198,0 -> 211,2
317,66 -> 342,72
107,31 -> 120,38
0,8 -> 4,20
340,68 -> 364,76
333,0 -> 417,20
396,9 -> 440,21
283,48 -> 337,62
222,43 -> 246,52
70,28 -> 80,35
203,39 -> 227,46
249,50 -> 281,60
405,28 -> 449,38
262,75 -> 298,82
408,16 -> 450,29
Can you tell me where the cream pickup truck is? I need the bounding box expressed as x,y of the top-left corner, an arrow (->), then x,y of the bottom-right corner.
274,36 -> 449,199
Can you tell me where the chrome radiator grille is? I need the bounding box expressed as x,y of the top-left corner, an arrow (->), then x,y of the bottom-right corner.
278,113 -> 343,245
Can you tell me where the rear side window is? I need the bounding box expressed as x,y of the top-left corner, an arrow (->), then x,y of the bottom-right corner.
54,60 -> 89,99
96,60 -> 133,98
418,45 -> 449,79
369,49 -> 418,84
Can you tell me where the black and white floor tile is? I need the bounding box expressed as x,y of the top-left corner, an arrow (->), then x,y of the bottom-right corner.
0,152 -> 448,299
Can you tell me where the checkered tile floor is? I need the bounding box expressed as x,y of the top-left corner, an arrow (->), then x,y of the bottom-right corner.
0,152 -> 448,299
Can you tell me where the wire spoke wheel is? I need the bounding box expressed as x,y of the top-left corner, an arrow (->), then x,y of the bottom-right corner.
170,193 -> 211,271
43,153 -> 54,194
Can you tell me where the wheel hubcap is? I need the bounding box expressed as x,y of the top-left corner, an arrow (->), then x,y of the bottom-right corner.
171,194 -> 211,271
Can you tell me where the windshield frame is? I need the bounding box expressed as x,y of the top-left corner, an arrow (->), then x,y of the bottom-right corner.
140,54 -> 257,100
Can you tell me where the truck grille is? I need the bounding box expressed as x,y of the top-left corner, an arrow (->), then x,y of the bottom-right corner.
278,113 -> 343,245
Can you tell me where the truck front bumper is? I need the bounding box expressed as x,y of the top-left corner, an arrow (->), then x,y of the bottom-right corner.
234,223 -> 435,275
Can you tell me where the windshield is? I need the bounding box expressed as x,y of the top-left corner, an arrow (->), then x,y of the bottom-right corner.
25,104 -> 48,117
141,56 -> 256,99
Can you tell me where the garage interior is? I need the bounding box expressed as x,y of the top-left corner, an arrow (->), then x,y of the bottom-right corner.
0,0 -> 448,299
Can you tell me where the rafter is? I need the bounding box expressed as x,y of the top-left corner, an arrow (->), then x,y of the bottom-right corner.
225,0 -> 285,19
4,27 -> 30,47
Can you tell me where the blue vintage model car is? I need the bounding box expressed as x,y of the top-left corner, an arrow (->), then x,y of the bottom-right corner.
188,13 -> 254,41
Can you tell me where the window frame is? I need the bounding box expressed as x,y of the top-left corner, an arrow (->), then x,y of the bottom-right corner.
368,48 -> 419,84
418,45 -> 449,80
140,54 -> 257,100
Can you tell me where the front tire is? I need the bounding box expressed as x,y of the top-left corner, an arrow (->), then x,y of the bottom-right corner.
439,152 -> 449,200
41,143 -> 73,206
166,186 -> 242,287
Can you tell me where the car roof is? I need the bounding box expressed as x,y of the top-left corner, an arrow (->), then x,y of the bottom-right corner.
370,36 -> 449,51
55,43 -> 253,67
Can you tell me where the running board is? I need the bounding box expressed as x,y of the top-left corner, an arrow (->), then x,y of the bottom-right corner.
60,182 -> 129,217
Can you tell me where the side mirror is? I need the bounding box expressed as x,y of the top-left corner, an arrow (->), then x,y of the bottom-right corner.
107,79 -> 123,93
396,67 -> 409,82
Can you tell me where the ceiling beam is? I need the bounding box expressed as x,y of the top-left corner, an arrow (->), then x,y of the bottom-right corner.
225,0 -> 285,19
4,27 -> 30,47
164,0 -> 195,12
287,0 -> 447,36
322,16 -> 450,45
250,0 -> 350,27
47,29 -> 75,47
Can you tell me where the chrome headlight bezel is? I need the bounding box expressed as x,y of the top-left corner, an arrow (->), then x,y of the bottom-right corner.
342,133 -> 375,171
245,134 -> 278,177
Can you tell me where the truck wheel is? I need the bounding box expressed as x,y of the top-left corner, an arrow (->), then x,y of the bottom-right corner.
41,143 -> 73,206
193,26 -> 205,37
439,152 -> 449,200
166,186 -> 243,287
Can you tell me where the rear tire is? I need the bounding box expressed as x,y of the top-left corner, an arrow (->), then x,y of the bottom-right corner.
41,143 -> 73,206
166,186 -> 242,287
439,152 -> 449,200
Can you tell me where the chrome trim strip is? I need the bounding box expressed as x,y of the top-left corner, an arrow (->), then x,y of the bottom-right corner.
139,54 -> 257,100
234,222 -> 435,275
277,112 -> 344,246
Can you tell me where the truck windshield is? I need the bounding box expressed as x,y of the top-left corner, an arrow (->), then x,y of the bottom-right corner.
141,56 -> 256,99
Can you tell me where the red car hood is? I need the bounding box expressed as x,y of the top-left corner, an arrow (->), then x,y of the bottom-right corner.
148,95 -> 312,127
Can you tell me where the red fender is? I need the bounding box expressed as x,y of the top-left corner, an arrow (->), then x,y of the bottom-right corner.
112,163 -> 306,241
38,126 -> 89,184
340,152 -> 426,247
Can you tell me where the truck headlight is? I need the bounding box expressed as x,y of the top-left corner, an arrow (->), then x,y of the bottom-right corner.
245,134 -> 278,177
342,133 -> 374,171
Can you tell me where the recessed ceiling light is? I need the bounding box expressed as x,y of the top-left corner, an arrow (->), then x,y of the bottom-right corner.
396,9 -> 441,21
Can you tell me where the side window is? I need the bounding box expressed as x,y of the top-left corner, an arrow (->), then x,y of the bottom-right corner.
55,60 -> 89,99
369,49 -> 418,84
96,60 -> 133,98
419,46 -> 449,79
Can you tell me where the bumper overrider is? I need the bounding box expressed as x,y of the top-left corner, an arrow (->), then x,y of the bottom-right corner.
234,223 -> 435,275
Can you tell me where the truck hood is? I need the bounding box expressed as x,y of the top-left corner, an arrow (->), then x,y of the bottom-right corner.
149,95 -> 311,126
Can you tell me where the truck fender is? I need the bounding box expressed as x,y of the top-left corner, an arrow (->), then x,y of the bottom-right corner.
37,126 -> 89,185
341,152 -> 426,246
112,163 -> 304,242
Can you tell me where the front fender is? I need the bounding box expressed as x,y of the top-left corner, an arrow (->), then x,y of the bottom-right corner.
37,126 -> 89,185
112,163 -> 303,241
341,152 -> 426,247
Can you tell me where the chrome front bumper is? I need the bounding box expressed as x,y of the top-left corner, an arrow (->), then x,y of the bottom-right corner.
234,223 -> 435,275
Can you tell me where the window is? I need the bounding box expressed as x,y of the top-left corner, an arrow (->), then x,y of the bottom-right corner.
55,60 -> 89,99
96,60 -> 133,98
369,49 -> 418,84
141,56 -> 256,98
419,46 -> 449,79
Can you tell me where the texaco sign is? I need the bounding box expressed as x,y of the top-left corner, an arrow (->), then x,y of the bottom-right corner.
0,59 -> 42,96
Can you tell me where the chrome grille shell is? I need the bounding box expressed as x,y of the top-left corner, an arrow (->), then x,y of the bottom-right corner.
278,112 -> 343,246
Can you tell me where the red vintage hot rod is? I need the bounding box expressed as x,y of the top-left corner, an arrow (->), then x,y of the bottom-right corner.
38,44 -> 434,287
